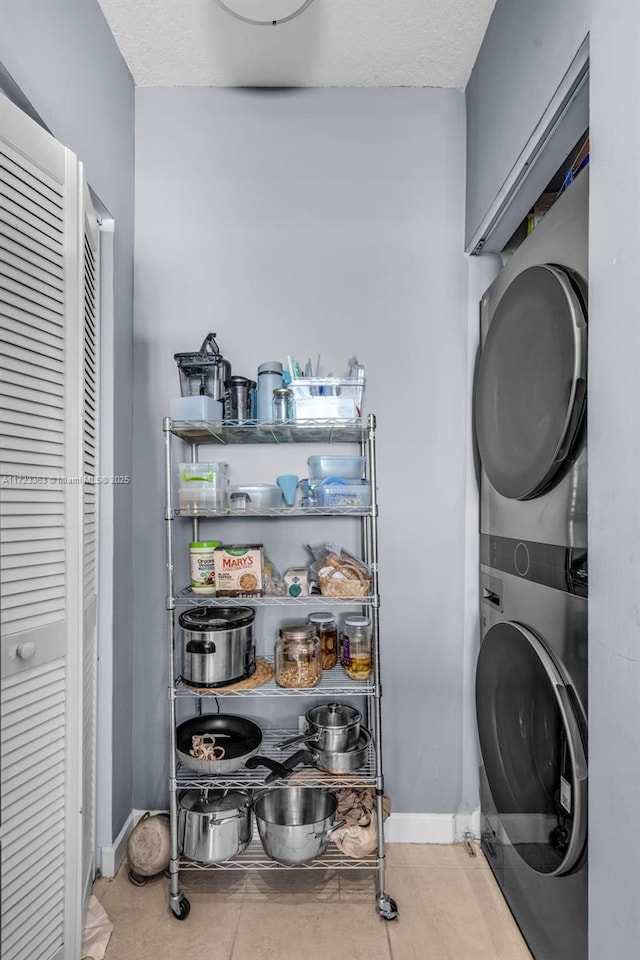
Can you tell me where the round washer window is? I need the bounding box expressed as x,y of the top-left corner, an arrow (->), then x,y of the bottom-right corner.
476,622 -> 587,875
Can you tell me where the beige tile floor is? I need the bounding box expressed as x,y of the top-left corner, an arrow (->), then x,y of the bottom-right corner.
93,843 -> 532,960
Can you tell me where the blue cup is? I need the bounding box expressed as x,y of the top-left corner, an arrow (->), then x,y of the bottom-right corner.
276,474 -> 299,507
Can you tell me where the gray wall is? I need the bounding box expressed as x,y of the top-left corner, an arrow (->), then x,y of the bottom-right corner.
467,2 -> 640,957
0,0 -> 135,840
134,86 -> 472,814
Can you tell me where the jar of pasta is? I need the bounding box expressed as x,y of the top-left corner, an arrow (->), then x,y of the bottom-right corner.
275,623 -> 322,688
308,612 -> 338,670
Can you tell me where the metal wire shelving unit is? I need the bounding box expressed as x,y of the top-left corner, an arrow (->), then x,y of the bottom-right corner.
163,414 -> 397,921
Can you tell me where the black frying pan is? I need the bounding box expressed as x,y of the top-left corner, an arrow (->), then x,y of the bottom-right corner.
176,714 -> 263,774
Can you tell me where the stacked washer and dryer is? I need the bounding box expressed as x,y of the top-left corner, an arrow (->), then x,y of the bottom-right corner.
474,170 -> 589,960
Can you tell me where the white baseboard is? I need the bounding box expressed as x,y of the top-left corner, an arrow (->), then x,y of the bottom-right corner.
384,809 -> 481,844
100,811 -> 134,878
99,808 -> 168,878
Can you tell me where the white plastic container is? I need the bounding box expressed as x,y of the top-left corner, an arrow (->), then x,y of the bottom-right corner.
170,395 -> 223,422
288,377 -> 365,420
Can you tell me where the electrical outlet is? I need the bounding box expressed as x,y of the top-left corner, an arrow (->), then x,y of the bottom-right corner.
297,715 -> 307,733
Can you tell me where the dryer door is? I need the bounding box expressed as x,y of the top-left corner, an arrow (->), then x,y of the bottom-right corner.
476,621 -> 588,876
475,264 -> 587,500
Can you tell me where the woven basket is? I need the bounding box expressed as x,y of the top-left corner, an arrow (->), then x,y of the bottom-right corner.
318,572 -> 371,598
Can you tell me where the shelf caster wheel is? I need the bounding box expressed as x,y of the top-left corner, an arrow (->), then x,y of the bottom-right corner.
170,894 -> 191,921
377,893 -> 398,921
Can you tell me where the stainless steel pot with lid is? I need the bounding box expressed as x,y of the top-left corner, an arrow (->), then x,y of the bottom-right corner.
178,789 -> 252,863
276,703 -> 361,753
179,606 -> 256,688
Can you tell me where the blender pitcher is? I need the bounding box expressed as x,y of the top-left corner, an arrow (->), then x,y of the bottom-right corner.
174,333 -> 231,403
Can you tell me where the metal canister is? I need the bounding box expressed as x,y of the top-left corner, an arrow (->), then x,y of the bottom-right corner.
224,376 -> 256,423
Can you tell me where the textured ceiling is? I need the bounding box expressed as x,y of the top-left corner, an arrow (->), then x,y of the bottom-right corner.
98,0 -> 496,87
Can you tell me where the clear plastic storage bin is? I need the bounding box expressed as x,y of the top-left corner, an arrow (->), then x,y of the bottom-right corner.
178,462 -> 229,514
314,479 -> 371,507
288,377 -> 365,420
308,455 -> 366,482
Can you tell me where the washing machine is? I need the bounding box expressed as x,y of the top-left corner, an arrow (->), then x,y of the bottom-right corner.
474,170 -> 589,960
476,570 -> 588,960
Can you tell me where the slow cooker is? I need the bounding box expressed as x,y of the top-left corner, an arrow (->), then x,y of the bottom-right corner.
179,606 -> 255,687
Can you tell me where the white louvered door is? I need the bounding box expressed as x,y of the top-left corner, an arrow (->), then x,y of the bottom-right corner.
0,94 -> 98,960
80,183 -> 99,914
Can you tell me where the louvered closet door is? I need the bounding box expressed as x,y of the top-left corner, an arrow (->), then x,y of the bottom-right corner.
81,182 -> 99,912
0,94 -> 87,960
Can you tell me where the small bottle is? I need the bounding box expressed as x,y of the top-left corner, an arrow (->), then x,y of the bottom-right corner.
341,615 -> 372,681
189,541 -> 221,594
275,623 -> 321,688
308,612 -> 338,670
272,387 -> 294,422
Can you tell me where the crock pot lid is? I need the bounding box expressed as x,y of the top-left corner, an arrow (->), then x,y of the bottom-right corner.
179,789 -> 249,814
179,607 -> 255,630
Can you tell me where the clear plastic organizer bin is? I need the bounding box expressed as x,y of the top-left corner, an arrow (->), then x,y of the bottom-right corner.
288,377 -> 365,420
314,479 -> 371,508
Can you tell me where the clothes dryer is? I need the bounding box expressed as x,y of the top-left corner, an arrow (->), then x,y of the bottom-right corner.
475,170 -> 588,548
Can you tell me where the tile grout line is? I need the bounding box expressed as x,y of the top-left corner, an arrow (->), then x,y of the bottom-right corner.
385,913 -> 396,960
227,883 -> 247,960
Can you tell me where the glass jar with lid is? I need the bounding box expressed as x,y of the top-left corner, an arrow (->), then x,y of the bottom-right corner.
308,612 -> 338,670
275,622 -> 322,688
272,387 -> 294,422
341,615 -> 372,681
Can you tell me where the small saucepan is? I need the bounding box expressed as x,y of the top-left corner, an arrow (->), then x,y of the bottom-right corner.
309,728 -> 372,775
248,728 -> 372,782
176,714 -> 263,775
275,703 -> 361,754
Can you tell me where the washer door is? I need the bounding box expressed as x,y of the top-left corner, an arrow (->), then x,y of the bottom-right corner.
476,621 -> 588,876
475,264 -> 587,500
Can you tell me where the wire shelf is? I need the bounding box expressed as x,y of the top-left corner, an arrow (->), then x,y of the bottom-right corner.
175,729 -> 376,790
174,505 -> 373,518
178,836 -> 378,871
174,587 -> 377,607
176,661 -> 374,698
170,419 -> 368,445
